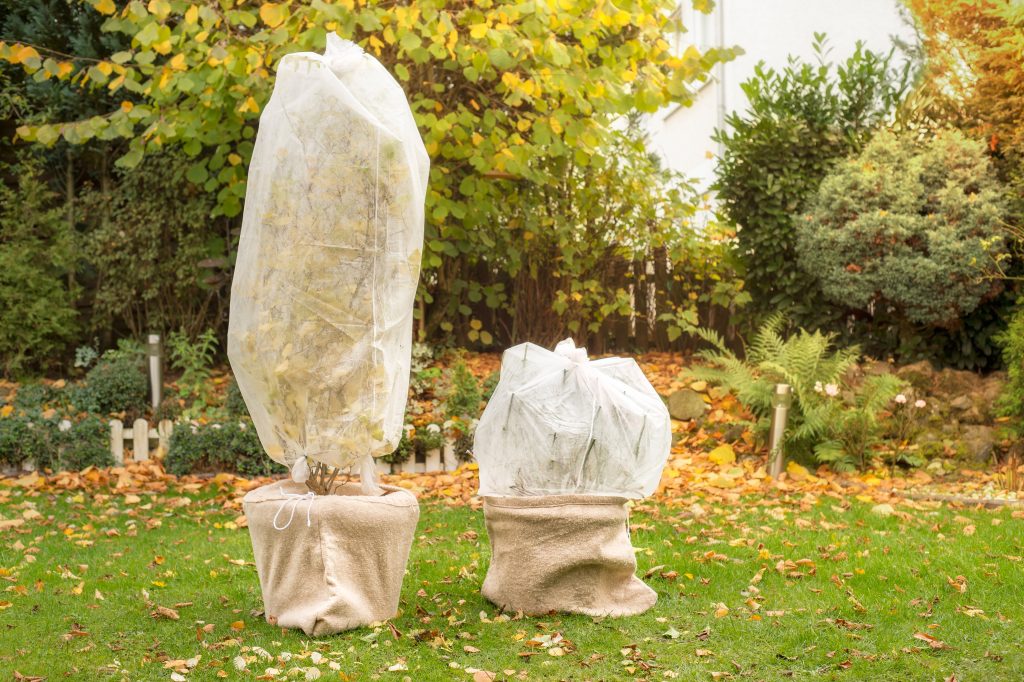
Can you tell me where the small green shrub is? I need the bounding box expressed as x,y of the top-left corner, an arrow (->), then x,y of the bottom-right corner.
165,420 -> 284,477
74,355 -> 149,415
153,396 -> 182,423
380,427 -> 415,465
168,328 -> 218,403
444,358 -> 482,421
996,304 -> 1024,434
12,383 -> 58,413
225,379 -> 249,418
0,414 -> 111,471
452,427 -> 474,463
481,370 -> 500,402
0,415 -> 53,470
798,129 -> 1009,329
414,424 -> 445,454
53,416 -> 113,470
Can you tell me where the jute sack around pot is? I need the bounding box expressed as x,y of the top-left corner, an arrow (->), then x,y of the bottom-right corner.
243,481 -> 419,635
481,495 -> 656,617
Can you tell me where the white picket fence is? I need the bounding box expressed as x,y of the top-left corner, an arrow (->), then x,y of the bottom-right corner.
109,419 -> 174,465
375,442 -> 463,475
109,419 -> 464,474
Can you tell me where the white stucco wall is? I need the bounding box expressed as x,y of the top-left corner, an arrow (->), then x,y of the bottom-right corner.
646,0 -> 918,193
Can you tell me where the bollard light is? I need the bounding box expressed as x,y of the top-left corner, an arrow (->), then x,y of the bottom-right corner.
768,383 -> 793,479
147,333 -> 162,410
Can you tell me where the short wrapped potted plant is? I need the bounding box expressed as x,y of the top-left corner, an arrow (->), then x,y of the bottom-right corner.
473,339 -> 671,616
227,33 -> 428,636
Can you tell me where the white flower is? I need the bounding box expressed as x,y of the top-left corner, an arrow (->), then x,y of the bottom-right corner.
894,394 -> 907,404
824,383 -> 840,397
426,423 -> 441,434
914,399 -> 926,409
814,381 -> 823,393
59,419 -> 72,432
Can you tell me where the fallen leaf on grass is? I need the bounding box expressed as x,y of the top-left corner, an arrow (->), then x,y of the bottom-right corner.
708,444 -> 735,466
823,618 -> 873,631
230,620 -> 245,631
947,575 -> 968,594
644,564 -> 666,578
151,605 -> 179,620
61,623 -> 90,641
914,632 -> 951,650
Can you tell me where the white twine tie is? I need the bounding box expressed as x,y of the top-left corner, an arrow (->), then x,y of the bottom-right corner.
272,485 -> 316,531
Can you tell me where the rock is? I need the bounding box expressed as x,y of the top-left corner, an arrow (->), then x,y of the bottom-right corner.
871,503 -> 895,517
959,425 -> 996,463
667,389 -> 707,421
863,360 -> 894,376
689,380 -> 708,393
896,360 -> 935,390
933,368 -> 984,400
978,375 -> 1005,418
949,395 -> 973,412
842,364 -> 865,389
722,423 -> 747,443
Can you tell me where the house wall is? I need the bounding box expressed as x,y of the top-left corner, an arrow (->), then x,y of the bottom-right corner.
647,0 -> 918,193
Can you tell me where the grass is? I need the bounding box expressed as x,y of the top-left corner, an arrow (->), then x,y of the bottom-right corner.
1,482 -> 1022,681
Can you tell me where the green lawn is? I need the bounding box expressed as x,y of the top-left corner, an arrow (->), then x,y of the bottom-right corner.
1,482 -> 1022,681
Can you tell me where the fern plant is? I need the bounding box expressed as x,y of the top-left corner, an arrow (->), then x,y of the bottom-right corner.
688,314 -> 860,460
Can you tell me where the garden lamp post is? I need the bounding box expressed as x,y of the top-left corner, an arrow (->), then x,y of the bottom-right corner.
768,383 -> 792,478
147,333 -> 162,410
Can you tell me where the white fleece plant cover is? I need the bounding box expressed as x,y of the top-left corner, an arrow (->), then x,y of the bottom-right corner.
228,34 -> 429,481
474,339 -> 671,498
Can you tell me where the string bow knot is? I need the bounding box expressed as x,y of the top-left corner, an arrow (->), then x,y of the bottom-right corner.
272,485 -> 316,531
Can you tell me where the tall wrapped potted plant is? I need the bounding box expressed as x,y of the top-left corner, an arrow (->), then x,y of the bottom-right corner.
228,34 -> 428,636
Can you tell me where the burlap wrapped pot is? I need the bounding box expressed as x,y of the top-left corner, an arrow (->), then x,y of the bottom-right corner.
481,494 -> 656,617
243,480 -> 419,635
